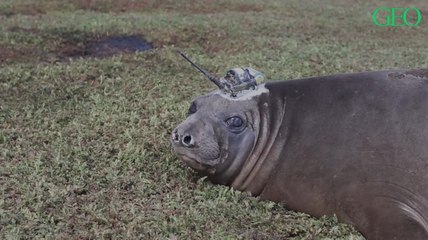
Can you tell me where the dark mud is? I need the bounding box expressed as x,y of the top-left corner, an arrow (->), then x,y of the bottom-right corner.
64,35 -> 153,59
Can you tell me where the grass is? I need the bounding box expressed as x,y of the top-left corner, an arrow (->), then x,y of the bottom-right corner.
1,0 -> 427,239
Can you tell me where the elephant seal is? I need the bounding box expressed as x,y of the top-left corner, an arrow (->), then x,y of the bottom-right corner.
171,69 -> 428,240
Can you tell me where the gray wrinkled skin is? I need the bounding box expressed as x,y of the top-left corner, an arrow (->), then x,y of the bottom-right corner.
172,69 -> 428,240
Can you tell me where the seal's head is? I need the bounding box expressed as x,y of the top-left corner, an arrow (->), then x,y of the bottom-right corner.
171,87 -> 270,184
173,53 -> 285,187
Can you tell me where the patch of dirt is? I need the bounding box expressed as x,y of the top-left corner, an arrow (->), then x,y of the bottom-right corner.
0,44 -> 16,63
1,27 -> 153,64
61,35 -> 153,59
0,44 -> 37,64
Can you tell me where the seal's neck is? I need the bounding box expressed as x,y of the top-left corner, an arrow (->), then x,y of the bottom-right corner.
230,93 -> 288,195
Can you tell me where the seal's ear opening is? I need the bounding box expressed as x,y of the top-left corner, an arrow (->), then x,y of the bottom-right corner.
178,51 -> 225,90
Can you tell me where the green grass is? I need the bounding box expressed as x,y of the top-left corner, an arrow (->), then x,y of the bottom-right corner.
1,0 -> 427,239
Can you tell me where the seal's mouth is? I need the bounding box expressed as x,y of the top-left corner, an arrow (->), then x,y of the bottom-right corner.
177,154 -> 217,174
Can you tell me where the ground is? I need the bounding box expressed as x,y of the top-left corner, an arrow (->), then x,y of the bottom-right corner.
1,0 -> 427,239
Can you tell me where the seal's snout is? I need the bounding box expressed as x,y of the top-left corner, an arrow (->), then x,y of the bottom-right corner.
172,128 -> 195,148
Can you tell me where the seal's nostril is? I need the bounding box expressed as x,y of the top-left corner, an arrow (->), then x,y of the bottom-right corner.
182,135 -> 193,146
172,129 -> 180,143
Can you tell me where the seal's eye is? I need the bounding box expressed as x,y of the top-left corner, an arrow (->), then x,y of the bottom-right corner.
188,102 -> 197,115
225,116 -> 244,128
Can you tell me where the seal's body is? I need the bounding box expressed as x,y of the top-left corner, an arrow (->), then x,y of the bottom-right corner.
172,69 -> 428,239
